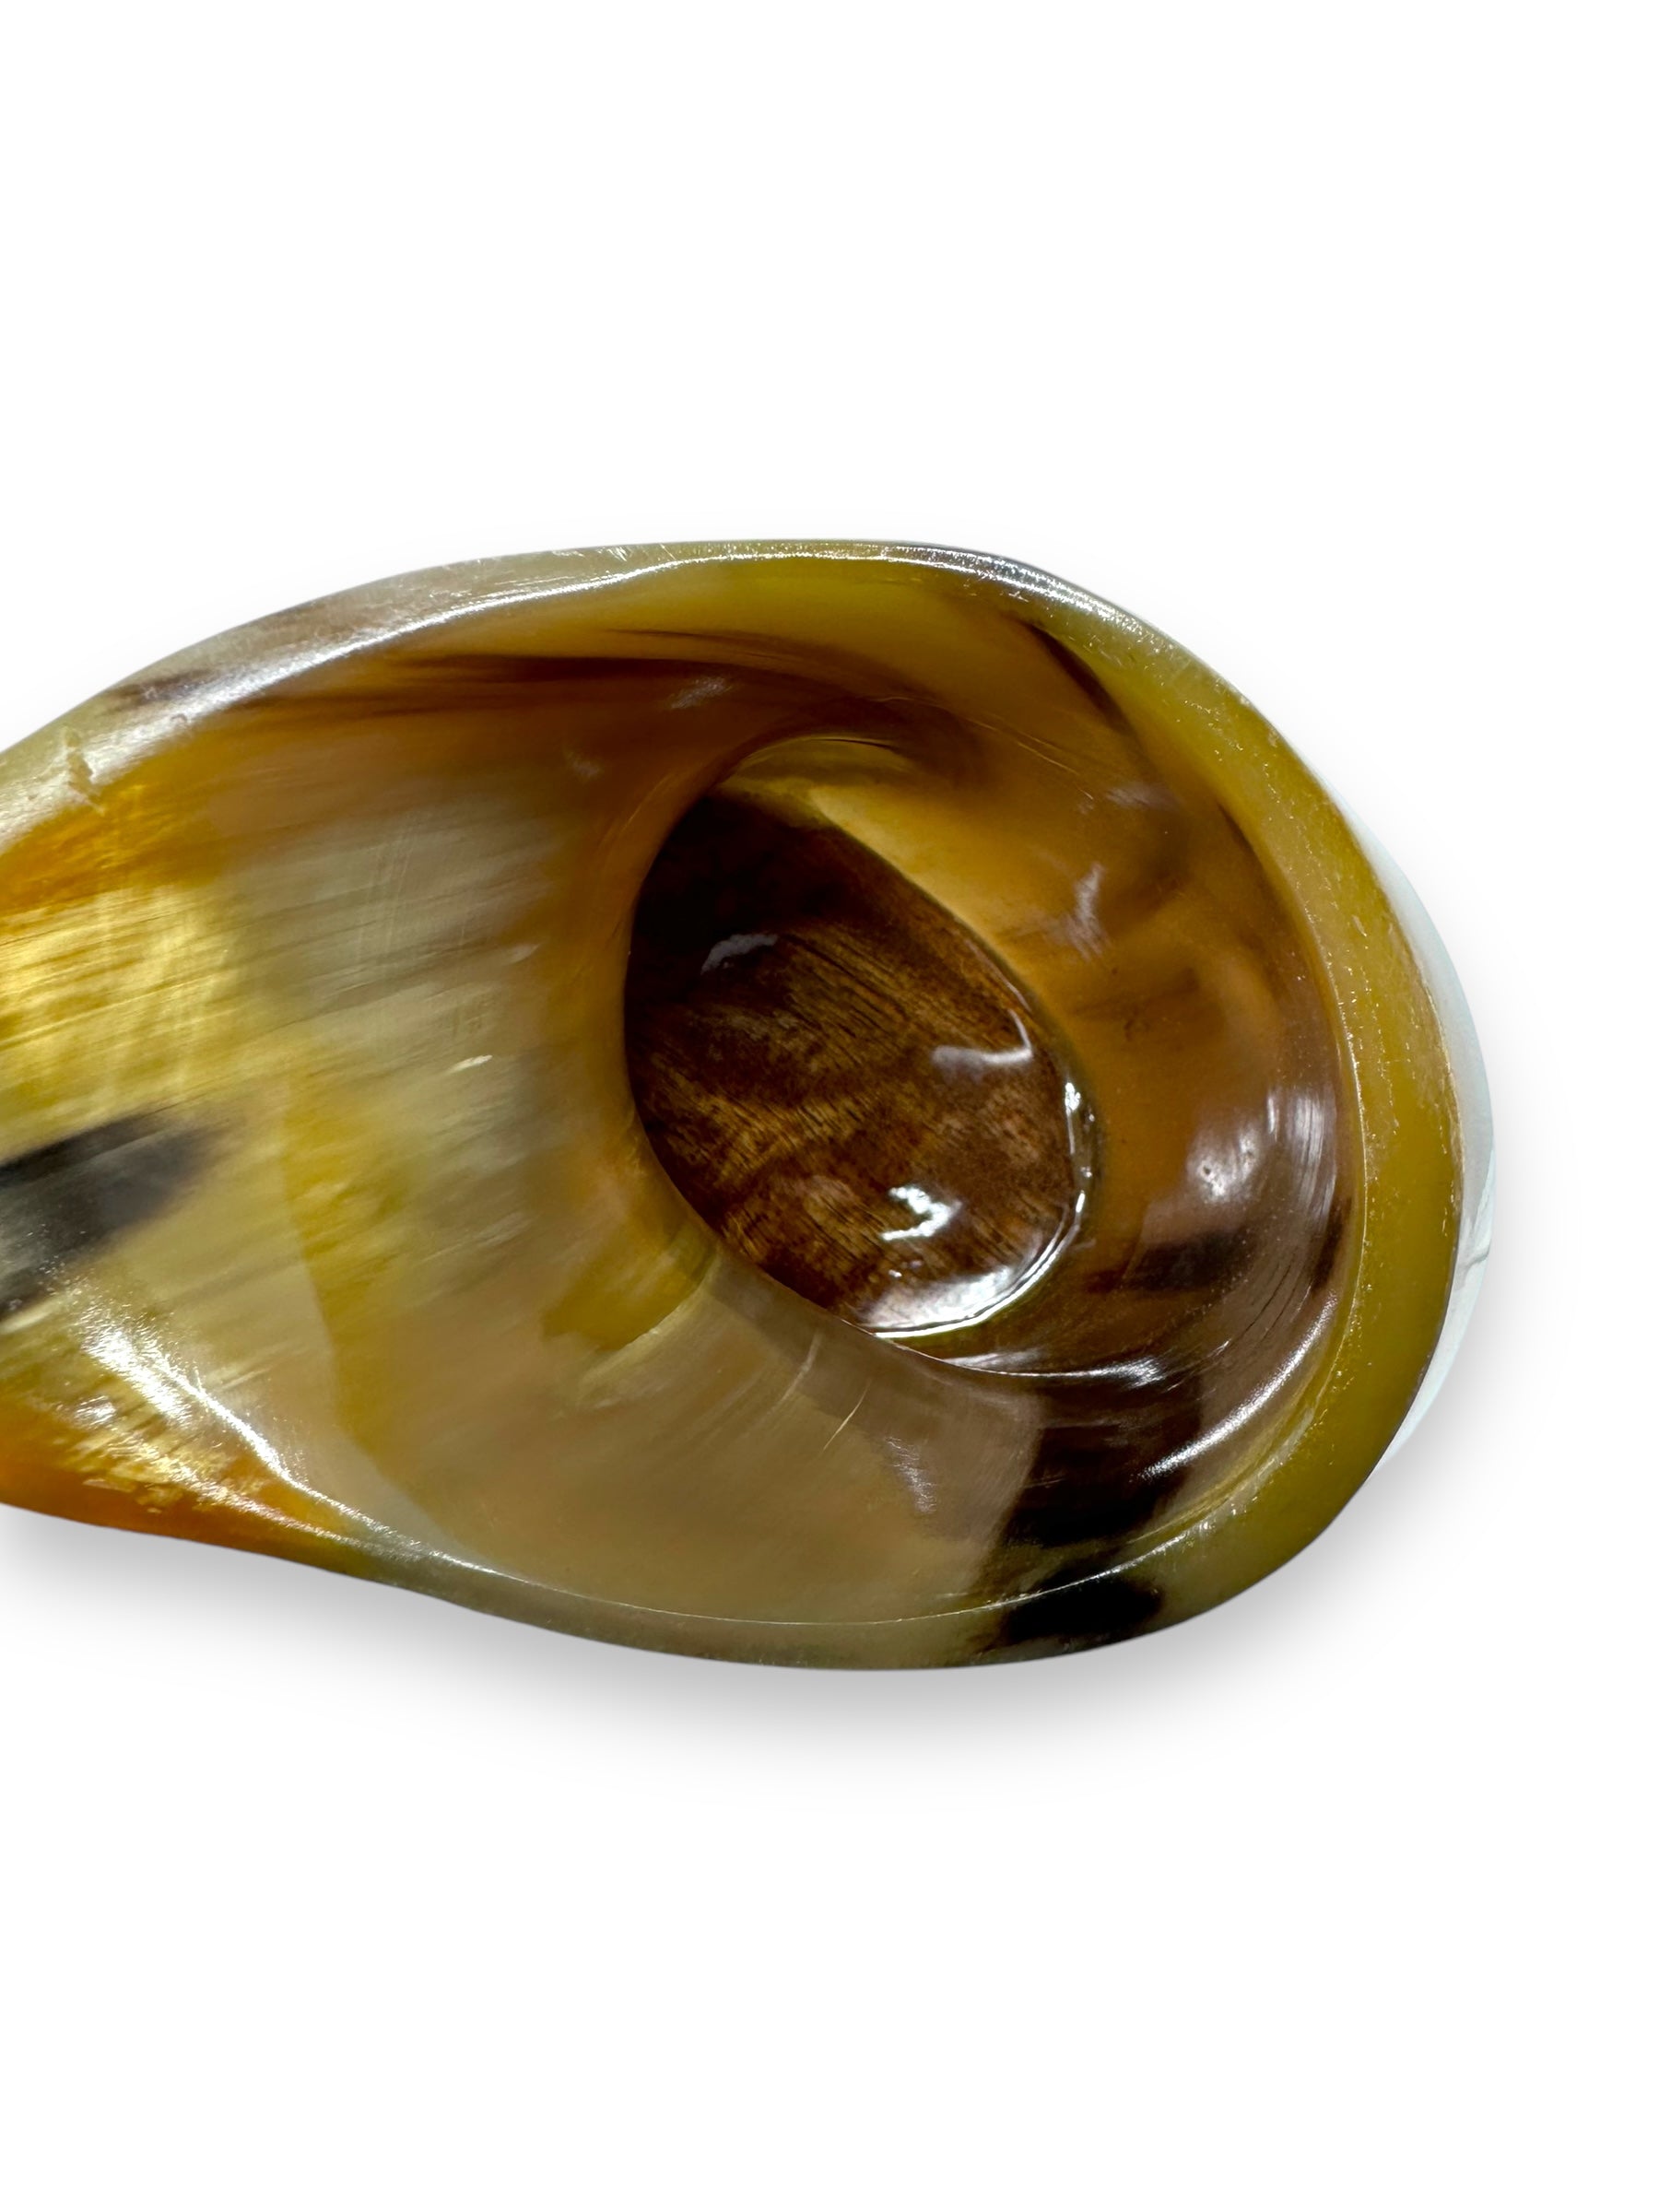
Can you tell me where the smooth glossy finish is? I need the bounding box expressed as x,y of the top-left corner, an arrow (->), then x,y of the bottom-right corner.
0,546 -> 1489,1664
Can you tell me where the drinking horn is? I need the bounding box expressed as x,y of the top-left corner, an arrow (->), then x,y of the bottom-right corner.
0,546 -> 1490,1665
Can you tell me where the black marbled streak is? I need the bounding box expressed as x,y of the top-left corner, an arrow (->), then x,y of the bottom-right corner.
999,1382 -> 1202,1553
1021,621 -> 1137,736
1309,1200 -> 1349,1297
984,1564 -> 1163,1659
0,1115 -> 211,1316
1121,1227 -> 1259,1295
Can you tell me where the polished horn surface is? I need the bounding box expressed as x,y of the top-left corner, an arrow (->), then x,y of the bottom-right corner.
0,547 -> 1489,1664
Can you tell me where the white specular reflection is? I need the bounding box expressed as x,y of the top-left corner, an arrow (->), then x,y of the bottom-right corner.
865,1263 -> 1026,1334
83,1314 -> 403,1543
932,1013 -> 1035,1077
1184,1117 -> 1265,1207
881,1185 -> 959,1241
89,1320 -> 294,1483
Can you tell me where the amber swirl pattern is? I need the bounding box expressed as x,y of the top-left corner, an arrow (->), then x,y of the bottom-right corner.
0,547 -> 1490,1665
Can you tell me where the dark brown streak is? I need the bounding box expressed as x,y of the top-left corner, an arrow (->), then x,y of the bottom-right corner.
0,1114 -> 213,1318
1021,621 -> 1137,737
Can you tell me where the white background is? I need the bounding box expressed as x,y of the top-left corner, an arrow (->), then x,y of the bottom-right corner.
1,5 -> 1652,2206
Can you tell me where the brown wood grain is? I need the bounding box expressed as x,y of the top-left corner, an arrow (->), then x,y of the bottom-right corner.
626,793 -> 1082,1335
